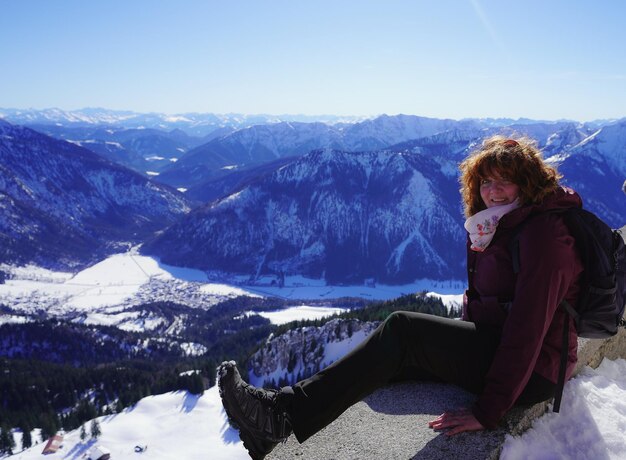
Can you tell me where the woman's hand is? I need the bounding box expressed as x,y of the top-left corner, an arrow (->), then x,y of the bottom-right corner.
428,408 -> 485,436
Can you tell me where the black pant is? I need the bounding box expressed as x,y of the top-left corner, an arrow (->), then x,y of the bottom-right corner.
288,311 -> 555,442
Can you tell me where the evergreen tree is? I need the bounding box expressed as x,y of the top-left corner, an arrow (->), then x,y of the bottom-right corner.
0,425 -> 15,455
80,424 -> 87,442
39,414 -> 59,442
20,423 -> 32,450
76,400 -> 97,422
90,419 -> 101,439
187,373 -> 205,395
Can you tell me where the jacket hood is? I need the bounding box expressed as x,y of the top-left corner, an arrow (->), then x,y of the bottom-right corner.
498,186 -> 583,229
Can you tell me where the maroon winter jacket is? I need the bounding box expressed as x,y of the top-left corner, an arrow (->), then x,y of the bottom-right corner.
462,187 -> 584,429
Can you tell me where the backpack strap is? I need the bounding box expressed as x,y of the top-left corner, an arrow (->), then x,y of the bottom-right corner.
510,233 -> 522,275
509,208 -> 568,275
559,298 -> 579,323
552,300 -> 572,413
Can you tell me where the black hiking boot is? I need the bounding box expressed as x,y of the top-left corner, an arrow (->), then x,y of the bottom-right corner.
217,361 -> 293,460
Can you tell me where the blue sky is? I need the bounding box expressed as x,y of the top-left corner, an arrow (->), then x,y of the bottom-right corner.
1,0 -> 625,121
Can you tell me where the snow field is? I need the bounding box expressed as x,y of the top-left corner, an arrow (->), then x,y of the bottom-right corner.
501,358 -> 626,459
0,251 -> 464,323
250,305 -> 348,325
9,387 -> 249,460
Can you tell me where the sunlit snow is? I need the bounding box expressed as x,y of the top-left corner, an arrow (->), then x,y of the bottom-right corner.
0,315 -> 30,325
9,386 -> 249,460
8,358 -> 626,459
501,358 -> 626,459
0,250 -> 463,322
246,305 -> 347,325
232,274 -> 463,301
0,250 -> 259,316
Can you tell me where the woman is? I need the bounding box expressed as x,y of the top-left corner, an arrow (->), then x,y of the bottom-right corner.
218,135 -> 583,459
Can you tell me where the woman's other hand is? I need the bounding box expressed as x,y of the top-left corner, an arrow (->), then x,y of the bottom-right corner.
428,408 -> 485,436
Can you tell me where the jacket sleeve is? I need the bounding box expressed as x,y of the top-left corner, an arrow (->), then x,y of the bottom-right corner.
472,214 -> 580,428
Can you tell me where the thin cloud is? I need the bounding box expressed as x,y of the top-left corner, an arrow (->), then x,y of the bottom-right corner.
469,0 -> 512,63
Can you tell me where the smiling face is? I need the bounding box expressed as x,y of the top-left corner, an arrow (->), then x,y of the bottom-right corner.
479,174 -> 520,208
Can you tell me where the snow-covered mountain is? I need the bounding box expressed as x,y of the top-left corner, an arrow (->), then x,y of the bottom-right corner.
566,119 -> 626,177
249,318 -> 379,387
2,111 -> 625,283
0,120 -> 190,269
1,109 -> 372,184
25,125 -> 203,175
143,116 -> 626,284
156,115 -> 624,197
157,115 -> 489,189
544,120 -> 626,227
388,121 -> 626,228
0,107 -> 365,137
142,148 -> 466,284
183,155 -> 299,203
156,122 -> 345,188
339,114 -> 484,151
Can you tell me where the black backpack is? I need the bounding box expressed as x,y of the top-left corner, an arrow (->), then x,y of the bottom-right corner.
510,207 -> 626,412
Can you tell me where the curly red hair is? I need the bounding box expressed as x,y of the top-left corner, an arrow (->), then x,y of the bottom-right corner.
459,135 -> 562,217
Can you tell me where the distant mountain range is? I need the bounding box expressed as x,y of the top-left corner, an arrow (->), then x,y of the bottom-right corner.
0,109 -> 624,282
156,115 -> 484,189
0,108 -> 368,182
0,107 -> 366,136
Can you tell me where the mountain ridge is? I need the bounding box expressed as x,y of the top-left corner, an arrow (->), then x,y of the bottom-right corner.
142,147 -> 466,284
0,120 -> 190,269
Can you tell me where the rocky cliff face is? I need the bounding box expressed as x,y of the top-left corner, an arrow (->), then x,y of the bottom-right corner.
248,318 -> 379,387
